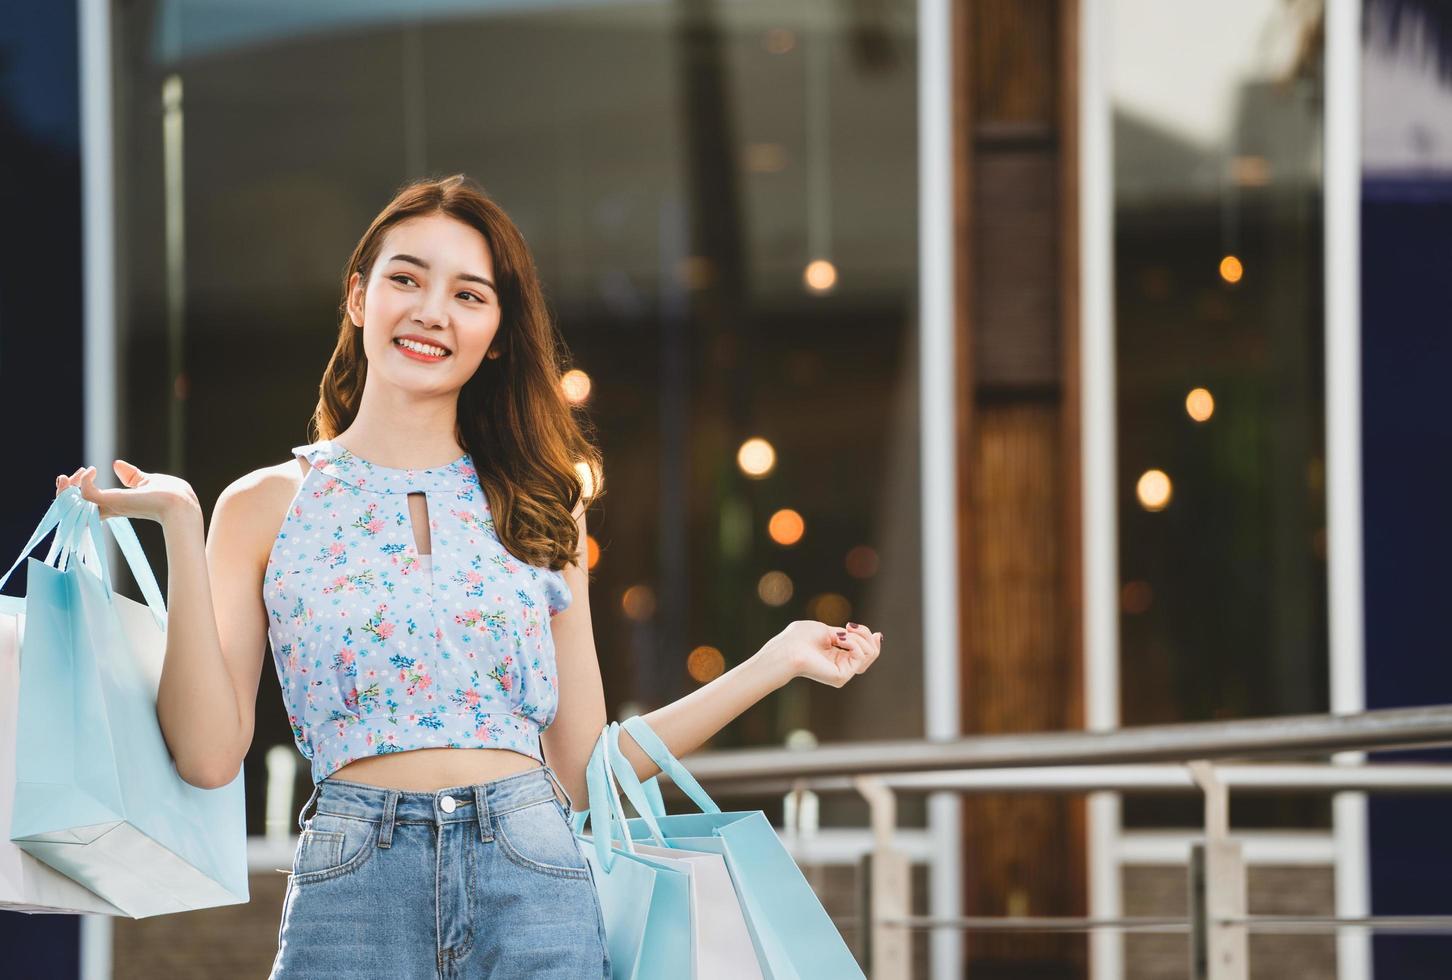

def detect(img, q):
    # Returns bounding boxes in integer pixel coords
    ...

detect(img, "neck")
[337,386,466,468]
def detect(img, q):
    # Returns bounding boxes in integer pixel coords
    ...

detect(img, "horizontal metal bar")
[878,915,1190,933]
[672,762,1452,799]
[674,706,1452,784]
[875,915,1452,935]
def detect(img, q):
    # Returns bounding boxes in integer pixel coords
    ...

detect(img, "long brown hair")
[309,173,603,573]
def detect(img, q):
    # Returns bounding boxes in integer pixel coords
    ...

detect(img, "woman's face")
[347,213,502,393]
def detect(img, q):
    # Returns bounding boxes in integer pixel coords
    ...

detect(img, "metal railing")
[644,704,1452,980]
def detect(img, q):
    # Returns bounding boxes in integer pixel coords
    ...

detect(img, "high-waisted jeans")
[268,764,611,979]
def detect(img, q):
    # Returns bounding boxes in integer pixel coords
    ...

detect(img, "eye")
[461,291,485,304]
[389,273,415,287]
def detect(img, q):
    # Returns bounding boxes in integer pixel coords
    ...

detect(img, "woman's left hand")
[759,620,883,688]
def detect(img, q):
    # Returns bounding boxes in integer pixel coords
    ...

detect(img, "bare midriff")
[328,746,542,792]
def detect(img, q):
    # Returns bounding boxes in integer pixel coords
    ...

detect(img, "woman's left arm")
[541,505,884,810]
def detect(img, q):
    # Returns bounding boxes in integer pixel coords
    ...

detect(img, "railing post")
[855,775,911,980]
[1187,761,1247,980]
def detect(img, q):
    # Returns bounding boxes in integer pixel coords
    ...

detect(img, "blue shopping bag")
[572,727,692,979]
[600,715,866,980]
[2,487,249,918]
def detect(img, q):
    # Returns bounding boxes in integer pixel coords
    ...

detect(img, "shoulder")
[209,456,311,560]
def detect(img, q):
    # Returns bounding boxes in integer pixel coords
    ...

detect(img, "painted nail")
[835,631,848,639]
[846,622,858,629]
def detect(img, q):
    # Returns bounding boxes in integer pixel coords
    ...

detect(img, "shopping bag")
[572,727,693,979]
[602,721,763,980]
[606,715,866,980]
[3,487,249,918]
[0,492,123,914]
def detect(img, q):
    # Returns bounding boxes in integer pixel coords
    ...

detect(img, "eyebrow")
[386,253,496,293]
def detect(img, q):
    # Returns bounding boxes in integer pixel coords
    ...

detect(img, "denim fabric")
[269,765,610,979]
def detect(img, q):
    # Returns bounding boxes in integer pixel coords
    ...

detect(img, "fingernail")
[835,631,848,639]
[846,622,858,629]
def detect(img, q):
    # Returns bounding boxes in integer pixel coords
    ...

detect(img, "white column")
[78,0,118,978]
[1079,1,1123,978]
[918,0,963,977]
[1325,2,1371,980]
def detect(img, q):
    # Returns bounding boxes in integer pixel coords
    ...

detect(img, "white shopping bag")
[627,841,764,980]
[0,600,123,915]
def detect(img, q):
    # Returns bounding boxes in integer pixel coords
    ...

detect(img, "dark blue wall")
[1363,176,1452,978]
[0,1,85,975]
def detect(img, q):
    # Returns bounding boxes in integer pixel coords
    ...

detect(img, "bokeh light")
[768,508,805,546]
[1185,387,1215,422]
[1136,469,1173,511]
[686,645,725,684]
[737,437,776,478]
[803,259,837,293]
[757,571,793,606]
[621,584,656,621]
[560,369,592,405]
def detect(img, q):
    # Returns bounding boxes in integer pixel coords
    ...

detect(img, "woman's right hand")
[55,460,200,525]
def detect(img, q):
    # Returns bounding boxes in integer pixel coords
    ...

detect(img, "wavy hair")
[308,173,603,573]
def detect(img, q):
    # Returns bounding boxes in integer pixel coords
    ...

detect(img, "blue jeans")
[269,764,610,978]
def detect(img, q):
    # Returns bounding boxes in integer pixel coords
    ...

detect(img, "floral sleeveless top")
[263,439,573,784]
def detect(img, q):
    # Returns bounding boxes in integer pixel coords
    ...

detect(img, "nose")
[412,290,450,329]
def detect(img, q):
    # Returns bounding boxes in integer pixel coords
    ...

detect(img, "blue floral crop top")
[263,439,573,784]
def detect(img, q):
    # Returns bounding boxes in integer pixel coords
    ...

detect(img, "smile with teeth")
[394,338,450,358]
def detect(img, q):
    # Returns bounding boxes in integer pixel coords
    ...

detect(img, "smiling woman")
[56,172,883,978]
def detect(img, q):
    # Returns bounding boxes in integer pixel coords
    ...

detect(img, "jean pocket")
[291,812,380,884]
[495,797,591,880]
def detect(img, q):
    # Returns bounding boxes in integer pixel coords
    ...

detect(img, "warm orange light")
[1219,255,1243,284]
[560,369,592,404]
[803,259,837,293]
[621,584,656,621]
[1185,387,1215,422]
[574,460,600,501]
[806,593,851,625]
[687,645,726,683]
[586,534,600,570]
[768,508,805,546]
[1136,469,1173,512]
[757,571,793,606]
[737,437,776,478]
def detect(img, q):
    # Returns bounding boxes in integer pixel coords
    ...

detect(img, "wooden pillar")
[955,0,1086,976]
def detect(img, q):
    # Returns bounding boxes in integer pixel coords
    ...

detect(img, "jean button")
[440,795,457,813]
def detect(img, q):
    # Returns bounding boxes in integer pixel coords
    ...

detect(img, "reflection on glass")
[115,1,921,835]
[1111,0,1329,828]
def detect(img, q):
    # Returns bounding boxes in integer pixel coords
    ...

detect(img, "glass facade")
[112,0,922,835]
[1110,0,1330,829]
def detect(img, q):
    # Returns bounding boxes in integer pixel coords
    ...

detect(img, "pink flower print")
[487,656,515,695]
[367,518,384,533]
[462,689,480,708]
[360,604,395,643]
[338,649,355,667]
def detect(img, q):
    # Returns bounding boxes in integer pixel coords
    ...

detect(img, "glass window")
[113,0,922,834]
[1110,0,1329,828]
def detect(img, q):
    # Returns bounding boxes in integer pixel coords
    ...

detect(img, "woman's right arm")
[58,461,276,790]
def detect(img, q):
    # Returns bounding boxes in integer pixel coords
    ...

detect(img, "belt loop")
[377,789,400,848]
[474,784,493,843]
[296,783,322,833]
[543,764,574,815]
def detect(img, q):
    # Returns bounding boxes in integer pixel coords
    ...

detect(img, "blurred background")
[1,0,1448,977]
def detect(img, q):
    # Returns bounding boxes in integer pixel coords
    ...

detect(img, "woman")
[54,173,883,978]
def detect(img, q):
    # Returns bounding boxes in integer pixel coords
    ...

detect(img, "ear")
[347,272,365,328]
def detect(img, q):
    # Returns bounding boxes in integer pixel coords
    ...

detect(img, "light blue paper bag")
[2,487,249,918]
[572,727,693,979]
[599,715,866,980]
